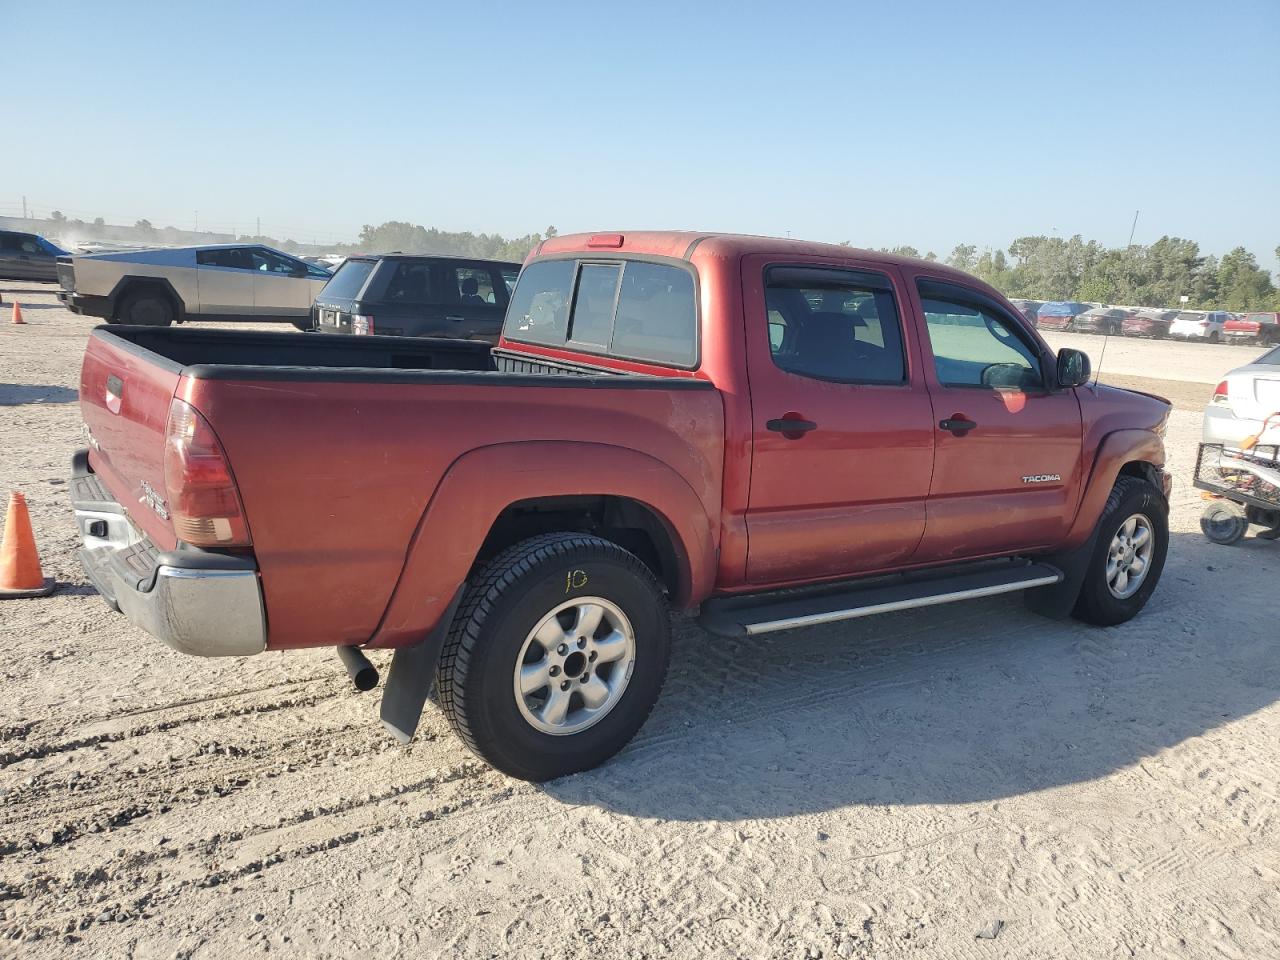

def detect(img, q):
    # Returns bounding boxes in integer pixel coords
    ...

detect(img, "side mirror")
[1056,347,1091,388]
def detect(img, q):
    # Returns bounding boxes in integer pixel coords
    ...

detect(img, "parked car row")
[1012,295,1279,345]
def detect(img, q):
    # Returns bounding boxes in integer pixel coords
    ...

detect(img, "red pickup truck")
[73,232,1172,781]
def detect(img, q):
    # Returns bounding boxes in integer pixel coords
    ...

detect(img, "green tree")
[946,243,978,272]
[1214,247,1275,310]
[49,210,67,224]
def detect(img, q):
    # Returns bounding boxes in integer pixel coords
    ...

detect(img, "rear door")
[909,277,1083,561]
[195,247,257,318]
[743,257,935,584]
[436,262,508,341]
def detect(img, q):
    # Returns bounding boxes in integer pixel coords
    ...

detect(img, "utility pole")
[22,196,27,219]
[256,216,261,238]
[1127,209,1140,247]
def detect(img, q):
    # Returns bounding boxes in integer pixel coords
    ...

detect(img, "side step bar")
[698,560,1064,638]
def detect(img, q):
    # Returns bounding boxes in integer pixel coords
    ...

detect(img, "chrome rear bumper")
[71,450,266,657]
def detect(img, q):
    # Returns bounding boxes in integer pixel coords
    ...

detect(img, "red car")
[1225,312,1280,345]
[1122,309,1179,339]
[73,232,1173,780]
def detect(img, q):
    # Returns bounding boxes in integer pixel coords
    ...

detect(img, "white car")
[1203,344,1280,446]
[1169,310,1232,343]
[55,243,332,329]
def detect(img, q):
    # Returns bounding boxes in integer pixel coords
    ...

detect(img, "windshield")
[37,236,67,256]
[1175,312,1204,322]
[319,259,376,300]
[1244,314,1276,324]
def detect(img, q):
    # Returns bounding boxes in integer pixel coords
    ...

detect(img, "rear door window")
[196,248,255,270]
[764,267,906,384]
[446,265,499,306]
[504,258,697,367]
[383,261,434,303]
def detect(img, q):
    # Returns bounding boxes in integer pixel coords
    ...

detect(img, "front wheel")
[1072,477,1168,626]
[436,533,671,781]
[117,288,176,326]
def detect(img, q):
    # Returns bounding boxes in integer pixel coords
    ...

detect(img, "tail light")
[1212,381,1230,404]
[352,314,374,335]
[163,398,251,546]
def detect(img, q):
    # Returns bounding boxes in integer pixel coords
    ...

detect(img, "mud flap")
[379,586,464,744]
[1023,528,1100,620]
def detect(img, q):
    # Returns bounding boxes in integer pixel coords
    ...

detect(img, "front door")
[250,247,310,320]
[910,276,1083,562]
[743,257,936,585]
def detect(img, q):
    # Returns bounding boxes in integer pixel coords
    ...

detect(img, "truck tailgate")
[80,329,182,551]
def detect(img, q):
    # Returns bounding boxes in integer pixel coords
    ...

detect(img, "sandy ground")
[1,280,1277,959]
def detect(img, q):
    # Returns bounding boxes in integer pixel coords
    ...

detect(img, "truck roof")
[532,231,987,287]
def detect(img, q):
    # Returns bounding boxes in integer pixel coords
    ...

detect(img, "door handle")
[939,416,978,436]
[446,315,465,322]
[766,417,818,436]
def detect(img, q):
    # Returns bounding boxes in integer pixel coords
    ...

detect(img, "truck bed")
[78,325,724,652]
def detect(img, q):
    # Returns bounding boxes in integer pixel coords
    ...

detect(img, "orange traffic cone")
[0,492,54,598]
[11,302,24,324]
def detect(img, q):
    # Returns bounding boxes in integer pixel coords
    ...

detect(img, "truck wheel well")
[111,278,183,321]
[1118,460,1159,489]
[475,495,683,600]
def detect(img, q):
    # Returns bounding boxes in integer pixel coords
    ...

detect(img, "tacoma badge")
[1021,474,1062,484]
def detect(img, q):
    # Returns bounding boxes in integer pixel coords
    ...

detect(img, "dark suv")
[312,255,520,341]
[0,230,67,282]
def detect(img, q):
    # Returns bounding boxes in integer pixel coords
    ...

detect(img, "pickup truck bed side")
[80,326,724,651]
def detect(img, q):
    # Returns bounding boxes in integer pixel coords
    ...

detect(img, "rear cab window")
[504,257,698,368]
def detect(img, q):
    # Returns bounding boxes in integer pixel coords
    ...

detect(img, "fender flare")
[367,440,719,648]
[1063,428,1166,549]
[107,275,188,321]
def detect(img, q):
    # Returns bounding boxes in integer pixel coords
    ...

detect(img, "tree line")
[869,236,1279,312]
[35,209,1280,310]
[353,223,1279,311]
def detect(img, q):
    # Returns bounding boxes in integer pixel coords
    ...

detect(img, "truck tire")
[1072,476,1168,626]
[1201,501,1248,545]
[436,532,671,781]
[118,287,176,326]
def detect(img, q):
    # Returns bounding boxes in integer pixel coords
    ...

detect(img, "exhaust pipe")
[336,645,379,692]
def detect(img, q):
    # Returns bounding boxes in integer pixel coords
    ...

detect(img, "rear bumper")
[58,291,112,319]
[70,449,266,657]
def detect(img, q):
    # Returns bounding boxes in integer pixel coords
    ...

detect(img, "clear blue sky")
[7,0,1279,267]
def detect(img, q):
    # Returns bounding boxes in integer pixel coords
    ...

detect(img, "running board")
[698,560,1064,638]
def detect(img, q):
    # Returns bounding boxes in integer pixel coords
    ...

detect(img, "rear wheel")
[1201,501,1247,545]
[117,287,176,326]
[1073,477,1168,626]
[436,533,671,781]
